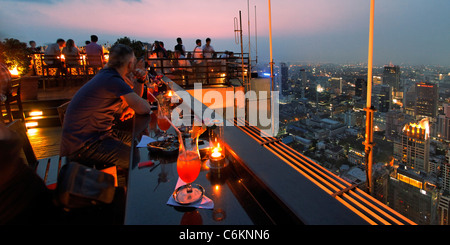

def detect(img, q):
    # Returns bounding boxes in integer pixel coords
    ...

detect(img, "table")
[123,114,274,225]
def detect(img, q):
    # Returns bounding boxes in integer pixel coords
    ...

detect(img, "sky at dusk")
[1,0,449,66]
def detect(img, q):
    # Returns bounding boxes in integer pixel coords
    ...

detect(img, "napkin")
[137,135,157,148]
[167,178,214,209]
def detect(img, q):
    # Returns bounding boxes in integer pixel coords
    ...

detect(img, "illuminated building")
[415,82,438,118]
[387,164,439,225]
[348,149,365,165]
[389,119,439,224]
[393,119,430,173]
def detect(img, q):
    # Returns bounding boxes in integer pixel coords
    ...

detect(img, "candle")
[211,143,223,159]
[211,148,222,158]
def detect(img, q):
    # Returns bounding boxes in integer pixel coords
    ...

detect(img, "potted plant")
[0,38,39,100]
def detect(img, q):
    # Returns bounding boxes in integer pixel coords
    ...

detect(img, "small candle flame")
[211,143,223,158]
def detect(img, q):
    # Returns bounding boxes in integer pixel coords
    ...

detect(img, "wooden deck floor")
[27,126,62,160]
[23,82,85,160]
[37,84,83,101]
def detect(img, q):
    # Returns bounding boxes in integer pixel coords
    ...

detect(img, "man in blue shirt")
[60,44,151,170]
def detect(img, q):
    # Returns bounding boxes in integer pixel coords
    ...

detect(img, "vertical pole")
[268,0,274,92]
[248,0,252,82]
[239,11,245,90]
[366,0,374,110]
[364,0,375,195]
[268,0,275,136]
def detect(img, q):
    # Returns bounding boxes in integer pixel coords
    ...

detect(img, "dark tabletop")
[123,114,264,225]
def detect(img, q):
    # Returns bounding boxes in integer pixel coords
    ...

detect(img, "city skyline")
[0,0,449,66]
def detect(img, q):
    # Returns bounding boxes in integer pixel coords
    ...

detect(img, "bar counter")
[124,114,289,225]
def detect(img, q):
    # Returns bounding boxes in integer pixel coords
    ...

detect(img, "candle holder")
[206,119,228,170]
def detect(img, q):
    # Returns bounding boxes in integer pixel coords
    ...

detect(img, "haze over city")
[1,0,449,66]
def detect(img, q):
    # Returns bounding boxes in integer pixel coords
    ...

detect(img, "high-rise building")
[438,194,450,225]
[280,62,289,96]
[372,84,392,113]
[393,119,430,173]
[300,68,306,98]
[385,110,409,141]
[415,82,438,118]
[441,151,450,193]
[383,64,401,92]
[355,78,366,99]
[438,151,450,225]
[389,118,438,225]
[403,85,416,116]
[436,103,450,140]
[387,164,439,225]
[329,77,343,96]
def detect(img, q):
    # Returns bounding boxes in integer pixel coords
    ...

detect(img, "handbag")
[56,161,116,209]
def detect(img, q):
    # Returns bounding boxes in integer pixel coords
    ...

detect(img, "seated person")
[62,39,81,66]
[172,50,192,73]
[44,38,65,65]
[60,44,151,170]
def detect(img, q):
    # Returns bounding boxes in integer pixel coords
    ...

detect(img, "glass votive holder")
[207,119,228,170]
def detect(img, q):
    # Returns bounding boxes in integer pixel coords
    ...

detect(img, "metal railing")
[232,117,416,225]
[29,51,250,89]
[146,51,249,88]
[30,53,106,79]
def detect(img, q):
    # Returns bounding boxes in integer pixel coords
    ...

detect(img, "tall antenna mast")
[234,12,246,89]
[364,0,376,195]
[255,5,258,64]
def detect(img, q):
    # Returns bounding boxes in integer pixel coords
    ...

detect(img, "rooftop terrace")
[1,52,416,226]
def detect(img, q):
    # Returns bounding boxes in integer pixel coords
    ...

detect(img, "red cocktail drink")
[177,151,201,183]
[147,87,155,103]
[157,116,171,131]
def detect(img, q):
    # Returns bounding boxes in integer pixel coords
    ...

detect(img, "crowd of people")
[29,35,237,78]
[41,35,105,67]
[147,37,215,59]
